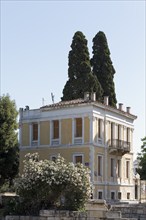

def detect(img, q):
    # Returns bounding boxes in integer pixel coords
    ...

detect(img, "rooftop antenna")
[42,98,45,106]
[51,93,54,104]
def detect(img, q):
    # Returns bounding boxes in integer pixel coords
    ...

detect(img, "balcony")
[108,139,130,155]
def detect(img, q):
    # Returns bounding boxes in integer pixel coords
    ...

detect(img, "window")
[75,118,82,137]
[127,192,130,199]
[97,155,102,176]
[126,160,130,178]
[111,192,115,200]
[51,156,57,162]
[98,191,103,199]
[111,158,114,177]
[111,123,114,139]
[118,125,121,140]
[53,120,59,139]
[73,154,83,164]
[118,192,122,200]
[111,123,114,145]
[126,127,130,142]
[117,160,121,178]
[98,119,102,138]
[32,123,38,141]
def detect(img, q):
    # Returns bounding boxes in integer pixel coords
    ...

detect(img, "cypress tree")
[91,31,117,107]
[62,31,102,101]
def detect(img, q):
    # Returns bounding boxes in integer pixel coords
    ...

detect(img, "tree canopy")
[62,31,103,101]
[91,31,117,107]
[137,137,146,180]
[0,94,19,186]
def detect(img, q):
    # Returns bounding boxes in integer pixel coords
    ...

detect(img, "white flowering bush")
[14,153,92,214]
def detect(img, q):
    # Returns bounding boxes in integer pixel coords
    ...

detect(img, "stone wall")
[4,209,131,220]
[112,203,146,220]
[5,202,146,220]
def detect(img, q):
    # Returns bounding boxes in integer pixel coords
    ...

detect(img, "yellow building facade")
[19,95,137,202]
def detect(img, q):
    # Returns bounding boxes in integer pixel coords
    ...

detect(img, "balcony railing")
[108,139,130,155]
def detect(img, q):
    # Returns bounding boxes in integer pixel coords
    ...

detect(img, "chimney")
[19,108,23,119]
[126,107,131,114]
[104,96,109,105]
[119,103,123,111]
[25,105,29,111]
[84,92,90,101]
[91,92,96,101]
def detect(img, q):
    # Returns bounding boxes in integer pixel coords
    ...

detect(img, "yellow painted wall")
[40,121,50,145]
[19,146,90,174]
[84,117,90,143]
[61,119,72,145]
[22,123,29,146]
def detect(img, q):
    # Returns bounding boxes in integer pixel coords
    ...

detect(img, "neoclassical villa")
[19,93,137,202]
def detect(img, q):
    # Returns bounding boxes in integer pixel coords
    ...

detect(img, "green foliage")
[14,153,91,214]
[137,137,146,180]
[62,31,103,101]
[91,31,117,107]
[0,95,19,186]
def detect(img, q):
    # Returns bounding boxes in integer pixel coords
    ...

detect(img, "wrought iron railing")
[108,139,130,152]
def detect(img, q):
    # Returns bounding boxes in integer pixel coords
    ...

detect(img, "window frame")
[111,191,116,200]
[111,158,114,177]
[52,120,59,139]
[98,118,102,139]
[32,123,38,141]
[127,192,130,200]
[97,155,103,177]
[117,159,121,178]
[50,155,57,162]
[98,190,103,200]
[75,118,82,138]
[126,160,130,178]
[118,192,122,200]
[73,153,84,164]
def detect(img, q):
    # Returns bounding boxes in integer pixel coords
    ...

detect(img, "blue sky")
[1,0,145,157]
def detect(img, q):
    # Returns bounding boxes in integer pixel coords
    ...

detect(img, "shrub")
[14,153,91,214]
